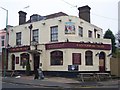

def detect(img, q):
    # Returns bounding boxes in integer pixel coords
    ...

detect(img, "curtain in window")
[50,51,63,65]
[85,51,93,65]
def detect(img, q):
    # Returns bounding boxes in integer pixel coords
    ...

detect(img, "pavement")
[2,75,120,88]
[2,75,76,88]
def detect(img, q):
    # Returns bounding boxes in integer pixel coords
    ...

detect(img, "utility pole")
[0,7,8,78]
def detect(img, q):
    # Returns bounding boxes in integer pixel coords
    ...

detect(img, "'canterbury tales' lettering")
[45,42,111,50]
[9,46,30,52]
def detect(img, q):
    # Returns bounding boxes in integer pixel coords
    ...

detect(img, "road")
[2,76,120,90]
[2,82,65,90]
[2,82,42,88]
[2,81,120,90]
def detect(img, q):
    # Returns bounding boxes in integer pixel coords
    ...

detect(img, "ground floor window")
[16,57,19,64]
[50,51,63,65]
[85,51,93,65]
[72,53,81,65]
[20,53,29,68]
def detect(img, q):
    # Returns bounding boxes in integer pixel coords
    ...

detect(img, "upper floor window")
[85,51,93,65]
[1,40,4,46]
[94,29,97,38]
[78,26,83,37]
[16,32,21,45]
[1,36,5,47]
[97,34,100,38]
[88,30,92,38]
[1,36,5,39]
[32,29,39,43]
[50,51,63,65]
[50,26,58,42]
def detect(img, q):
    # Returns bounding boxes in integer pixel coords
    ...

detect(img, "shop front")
[45,42,111,73]
[7,46,30,71]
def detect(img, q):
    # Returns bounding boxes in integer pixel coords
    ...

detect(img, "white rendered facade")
[7,15,111,73]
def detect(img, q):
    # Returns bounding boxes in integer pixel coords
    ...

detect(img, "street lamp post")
[28,24,33,45]
[0,7,8,78]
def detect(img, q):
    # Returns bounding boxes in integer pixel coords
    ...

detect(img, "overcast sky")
[0,0,119,34]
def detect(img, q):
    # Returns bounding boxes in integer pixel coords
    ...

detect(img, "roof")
[26,12,68,23]
[45,12,68,19]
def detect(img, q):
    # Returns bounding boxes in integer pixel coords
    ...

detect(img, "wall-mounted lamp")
[95,52,99,56]
[100,42,103,44]
[40,63,42,66]
[58,19,62,22]
[80,41,84,43]
[87,41,91,43]
[7,44,11,48]
[42,22,45,25]
[65,38,69,42]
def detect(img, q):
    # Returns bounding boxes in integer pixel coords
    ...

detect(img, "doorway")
[11,54,15,70]
[33,53,40,70]
[99,52,106,72]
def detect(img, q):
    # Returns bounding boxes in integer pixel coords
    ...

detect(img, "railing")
[77,73,112,82]
[64,36,111,44]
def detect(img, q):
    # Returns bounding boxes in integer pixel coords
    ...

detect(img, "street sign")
[68,65,78,71]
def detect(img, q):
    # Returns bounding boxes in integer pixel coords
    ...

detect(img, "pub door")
[99,52,106,72]
[33,53,40,71]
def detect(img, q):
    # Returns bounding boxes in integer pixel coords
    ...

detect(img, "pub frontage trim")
[45,42,111,50]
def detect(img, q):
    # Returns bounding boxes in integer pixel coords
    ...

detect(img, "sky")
[0,0,119,35]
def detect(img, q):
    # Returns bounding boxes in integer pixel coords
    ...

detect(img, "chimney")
[18,11,27,25]
[78,5,91,23]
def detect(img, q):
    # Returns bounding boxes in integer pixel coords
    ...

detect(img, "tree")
[115,30,120,58]
[104,29,116,54]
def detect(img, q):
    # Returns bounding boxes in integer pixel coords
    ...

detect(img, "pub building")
[3,5,111,77]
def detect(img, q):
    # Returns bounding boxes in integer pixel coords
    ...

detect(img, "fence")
[110,57,120,77]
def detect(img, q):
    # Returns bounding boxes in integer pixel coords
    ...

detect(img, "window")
[72,53,81,65]
[16,32,21,45]
[1,40,4,46]
[1,36,5,47]
[85,51,93,65]
[78,26,83,37]
[32,29,39,42]
[97,34,100,38]
[88,30,92,38]
[94,29,97,38]
[51,26,58,42]
[1,36,5,39]
[50,51,63,65]
[20,53,29,68]
[16,57,19,64]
